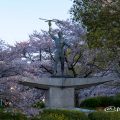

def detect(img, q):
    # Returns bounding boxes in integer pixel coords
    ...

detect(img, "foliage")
[24,110,120,120]
[0,109,28,120]
[80,95,120,108]
[1,19,113,78]
[88,111,120,120]
[34,109,89,120]
[11,20,100,78]
[32,101,45,108]
[71,0,120,48]
[71,0,120,76]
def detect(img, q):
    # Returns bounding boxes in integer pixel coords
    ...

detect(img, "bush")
[34,109,89,120]
[80,96,120,109]
[0,110,28,120]
[88,111,120,120]
[80,97,101,108]
[32,101,45,109]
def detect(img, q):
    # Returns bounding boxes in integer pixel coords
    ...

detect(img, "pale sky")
[0,0,72,45]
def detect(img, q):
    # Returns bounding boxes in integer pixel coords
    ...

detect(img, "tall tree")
[71,0,120,76]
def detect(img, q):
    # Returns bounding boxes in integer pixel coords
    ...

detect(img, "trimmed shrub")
[40,113,69,120]
[97,96,113,107]
[80,96,120,109]
[0,110,28,120]
[34,109,89,120]
[80,97,101,108]
[88,111,120,120]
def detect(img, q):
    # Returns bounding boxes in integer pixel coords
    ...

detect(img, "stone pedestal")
[45,87,74,108]
[19,77,115,108]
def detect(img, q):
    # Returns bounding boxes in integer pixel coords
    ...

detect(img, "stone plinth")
[45,87,74,108]
[19,77,115,108]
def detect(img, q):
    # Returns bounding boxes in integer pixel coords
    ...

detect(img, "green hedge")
[89,112,120,120]
[0,110,28,120]
[32,109,89,120]
[80,96,120,109]
[31,109,120,120]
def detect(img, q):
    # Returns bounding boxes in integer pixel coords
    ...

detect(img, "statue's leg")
[54,60,58,75]
[60,56,64,76]
[54,53,59,75]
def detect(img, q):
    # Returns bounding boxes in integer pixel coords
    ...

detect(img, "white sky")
[0,0,72,45]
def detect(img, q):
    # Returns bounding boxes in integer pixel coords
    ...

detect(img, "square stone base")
[45,87,74,108]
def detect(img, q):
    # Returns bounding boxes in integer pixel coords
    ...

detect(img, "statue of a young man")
[48,21,68,76]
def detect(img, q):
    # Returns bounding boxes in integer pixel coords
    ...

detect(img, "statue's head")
[58,31,63,38]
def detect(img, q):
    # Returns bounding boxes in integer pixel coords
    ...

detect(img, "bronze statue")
[49,24,65,76]
[39,18,69,76]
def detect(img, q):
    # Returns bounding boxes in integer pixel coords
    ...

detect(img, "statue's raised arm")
[39,18,58,41]
[48,20,58,41]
